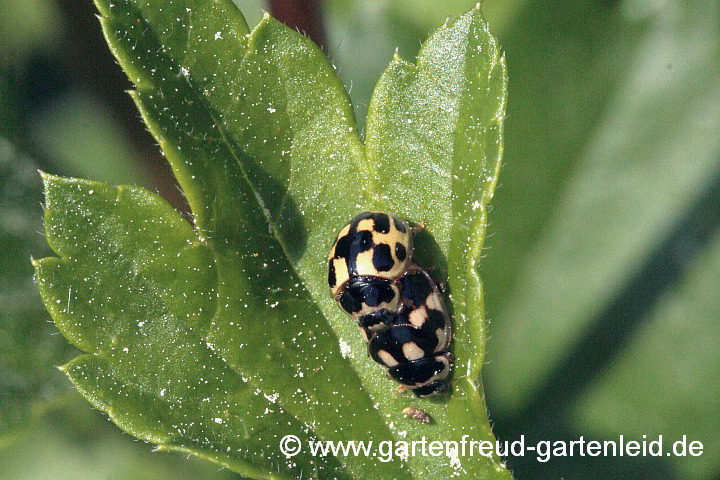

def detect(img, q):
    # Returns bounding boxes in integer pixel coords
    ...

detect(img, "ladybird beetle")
[328,213,452,398]
[361,267,452,397]
[328,212,413,317]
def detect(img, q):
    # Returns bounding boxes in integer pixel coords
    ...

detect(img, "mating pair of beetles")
[327,212,452,397]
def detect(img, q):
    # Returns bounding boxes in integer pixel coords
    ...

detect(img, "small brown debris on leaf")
[403,406,431,423]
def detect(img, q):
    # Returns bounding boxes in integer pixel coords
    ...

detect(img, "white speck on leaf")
[264,392,279,403]
[339,339,352,358]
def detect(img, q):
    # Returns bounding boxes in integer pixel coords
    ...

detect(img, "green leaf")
[364,3,508,459]
[34,2,510,478]
[35,174,339,479]
[365,9,507,369]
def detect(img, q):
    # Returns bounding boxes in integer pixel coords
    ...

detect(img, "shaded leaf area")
[0,139,76,441]
[34,1,510,479]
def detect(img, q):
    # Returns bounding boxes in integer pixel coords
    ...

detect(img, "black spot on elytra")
[393,215,407,233]
[333,233,352,261]
[411,380,449,397]
[328,259,336,288]
[395,243,407,262]
[388,355,447,385]
[338,288,362,314]
[359,309,396,330]
[401,271,434,307]
[371,213,390,233]
[372,243,394,272]
[365,278,396,306]
[426,307,447,331]
[369,321,441,367]
[346,230,373,275]
[352,231,373,251]
[354,212,374,224]
[339,277,396,315]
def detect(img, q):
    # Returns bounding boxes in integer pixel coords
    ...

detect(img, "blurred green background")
[2,0,719,479]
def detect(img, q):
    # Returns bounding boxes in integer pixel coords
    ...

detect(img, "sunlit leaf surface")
[34,2,510,478]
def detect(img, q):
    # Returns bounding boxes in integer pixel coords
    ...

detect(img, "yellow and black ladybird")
[328,212,413,317]
[327,213,452,397]
[361,267,453,397]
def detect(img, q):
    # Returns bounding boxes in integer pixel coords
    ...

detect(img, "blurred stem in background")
[270,0,328,49]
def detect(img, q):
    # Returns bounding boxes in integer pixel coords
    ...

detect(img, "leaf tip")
[38,170,58,194]
[38,170,63,184]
